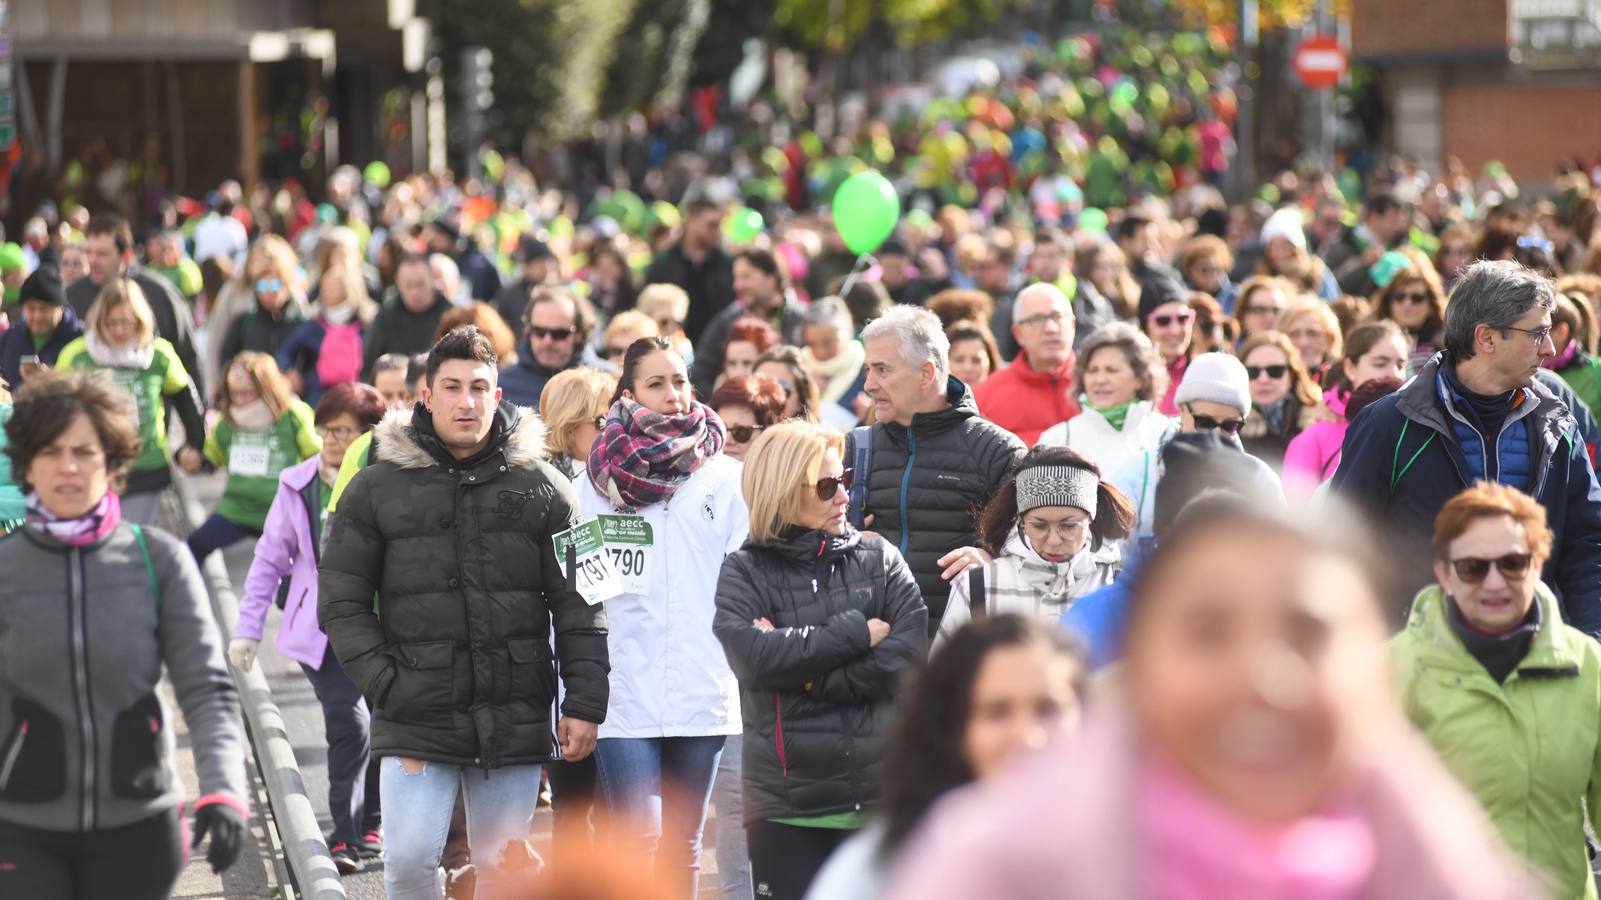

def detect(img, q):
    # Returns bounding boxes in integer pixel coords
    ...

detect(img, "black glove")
[192,801,246,873]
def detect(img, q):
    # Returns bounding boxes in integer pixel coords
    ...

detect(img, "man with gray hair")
[973,282,1080,444]
[1333,259,1601,633]
[849,305,1026,636]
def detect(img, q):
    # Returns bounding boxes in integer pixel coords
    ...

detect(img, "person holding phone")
[0,265,83,390]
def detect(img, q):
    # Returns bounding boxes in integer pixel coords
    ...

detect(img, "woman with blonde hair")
[540,367,620,481]
[1231,275,1295,346]
[713,420,927,900]
[278,263,376,404]
[637,283,694,360]
[207,234,309,388]
[185,350,319,561]
[1237,331,1330,471]
[1077,237,1141,320]
[1277,299,1343,384]
[600,310,661,369]
[57,277,207,523]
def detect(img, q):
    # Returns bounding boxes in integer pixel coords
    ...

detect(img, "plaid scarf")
[587,398,726,511]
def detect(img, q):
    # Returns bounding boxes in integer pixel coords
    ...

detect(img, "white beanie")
[1174,352,1252,416]
[1260,207,1307,252]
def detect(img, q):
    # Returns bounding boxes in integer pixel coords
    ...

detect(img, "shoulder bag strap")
[131,524,162,614]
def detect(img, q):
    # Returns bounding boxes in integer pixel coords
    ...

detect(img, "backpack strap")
[131,524,162,614]
[967,565,987,621]
[848,425,873,529]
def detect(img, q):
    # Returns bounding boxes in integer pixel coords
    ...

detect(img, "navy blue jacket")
[0,305,84,388]
[498,351,581,409]
[1331,352,1601,637]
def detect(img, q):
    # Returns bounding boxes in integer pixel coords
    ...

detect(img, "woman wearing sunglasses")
[710,373,788,462]
[935,445,1132,649]
[577,335,748,898]
[216,250,306,377]
[713,420,927,900]
[1371,249,1448,376]
[1138,275,1197,415]
[540,366,620,481]
[1394,482,1601,900]
[1236,331,1332,472]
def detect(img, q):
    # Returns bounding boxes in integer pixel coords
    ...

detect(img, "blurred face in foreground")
[1125,522,1389,822]
[963,639,1082,780]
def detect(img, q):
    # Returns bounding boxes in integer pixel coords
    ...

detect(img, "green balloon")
[363,161,391,188]
[1079,208,1109,234]
[723,207,765,244]
[831,171,901,256]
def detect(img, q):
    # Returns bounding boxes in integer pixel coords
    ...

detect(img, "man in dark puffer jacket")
[319,326,608,896]
[849,306,1026,636]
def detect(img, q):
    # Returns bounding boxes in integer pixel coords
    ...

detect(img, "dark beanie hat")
[1152,431,1274,537]
[1137,273,1189,322]
[19,264,65,307]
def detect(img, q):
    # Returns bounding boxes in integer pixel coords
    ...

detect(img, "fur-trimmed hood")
[373,401,547,470]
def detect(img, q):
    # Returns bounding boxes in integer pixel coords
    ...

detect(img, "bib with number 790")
[598,514,654,595]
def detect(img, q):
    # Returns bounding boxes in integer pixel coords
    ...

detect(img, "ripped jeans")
[379,756,542,900]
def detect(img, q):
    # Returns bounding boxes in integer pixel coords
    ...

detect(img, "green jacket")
[1392,584,1601,900]
[1556,355,1601,423]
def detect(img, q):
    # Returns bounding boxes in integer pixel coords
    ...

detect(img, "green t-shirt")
[56,337,191,473]
[203,399,321,531]
[152,259,204,301]
[770,811,869,830]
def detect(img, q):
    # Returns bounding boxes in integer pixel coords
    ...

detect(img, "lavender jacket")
[236,456,329,668]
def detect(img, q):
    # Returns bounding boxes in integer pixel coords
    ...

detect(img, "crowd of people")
[9,47,1601,899]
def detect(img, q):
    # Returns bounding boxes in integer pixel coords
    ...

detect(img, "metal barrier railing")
[174,475,348,900]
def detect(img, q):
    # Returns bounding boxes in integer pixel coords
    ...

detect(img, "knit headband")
[1015,465,1099,517]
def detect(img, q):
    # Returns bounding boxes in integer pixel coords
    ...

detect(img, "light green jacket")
[1392,584,1601,900]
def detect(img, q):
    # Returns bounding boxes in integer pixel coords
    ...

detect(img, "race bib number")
[553,519,623,606]
[228,434,272,476]
[598,514,655,595]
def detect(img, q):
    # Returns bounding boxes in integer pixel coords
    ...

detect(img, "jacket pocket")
[507,637,555,721]
[0,696,68,803]
[383,640,456,723]
[110,692,169,800]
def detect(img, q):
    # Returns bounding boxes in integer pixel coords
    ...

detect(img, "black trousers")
[0,807,184,900]
[747,820,852,900]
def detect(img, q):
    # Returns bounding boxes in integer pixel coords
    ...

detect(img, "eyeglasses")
[529,324,578,341]
[1185,405,1246,435]
[1244,305,1284,317]
[1450,552,1534,584]
[1021,516,1088,542]
[316,425,360,441]
[812,468,854,501]
[1148,311,1195,328]
[1391,291,1430,305]
[728,424,764,443]
[605,346,629,361]
[255,278,284,294]
[1245,364,1288,381]
[1503,324,1554,343]
[1016,310,1071,329]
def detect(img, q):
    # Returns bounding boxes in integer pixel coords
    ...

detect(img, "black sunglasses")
[1245,364,1288,380]
[1186,405,1246,435]
[812,468,854,501]
[529,324,578,340]
[1451,553,1534,584]
[1148,311,1194,328]
[728,423,764,443]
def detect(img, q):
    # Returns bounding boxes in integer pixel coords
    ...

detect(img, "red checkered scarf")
[586,398,726,511]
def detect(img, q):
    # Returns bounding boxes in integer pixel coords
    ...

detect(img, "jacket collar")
[517,350,579,379]
[1404,583,1582,678]
[1396,351,1569,438]
[373,400,547,471]
[748,525,862,565]
[887,376,981,436]
[278,454,324,491]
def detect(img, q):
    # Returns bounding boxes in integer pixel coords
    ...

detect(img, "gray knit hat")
[1015,464,1100,517]
[1173,352,1252,416]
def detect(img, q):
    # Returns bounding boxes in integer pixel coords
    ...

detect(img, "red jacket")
[972,350,1079,446]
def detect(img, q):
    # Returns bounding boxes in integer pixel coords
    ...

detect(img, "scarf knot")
[25,490,123,546]
[586,398,725,511]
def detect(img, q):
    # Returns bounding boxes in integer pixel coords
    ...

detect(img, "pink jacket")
[1283,388,1348,491]
[885,706,1536,900]
[234,456,329,669]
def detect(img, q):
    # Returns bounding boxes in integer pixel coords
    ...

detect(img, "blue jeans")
[713,735,753,899]
[186,513,259,563]
[300,646,374,847]
[594,735,725,899]
[379,757,541,900]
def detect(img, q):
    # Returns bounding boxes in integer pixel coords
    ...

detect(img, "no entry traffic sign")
[1294,35,1347,90]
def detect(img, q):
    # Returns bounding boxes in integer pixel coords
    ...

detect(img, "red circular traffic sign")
[1294,35,1347,90]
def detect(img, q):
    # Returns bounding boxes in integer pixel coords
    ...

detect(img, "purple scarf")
[587,398,725,511]
[25,490,123,546]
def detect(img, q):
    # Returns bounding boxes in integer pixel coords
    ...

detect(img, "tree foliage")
[599,0,712,118]
[1170,0,1351,32]
[773,0,1029,53]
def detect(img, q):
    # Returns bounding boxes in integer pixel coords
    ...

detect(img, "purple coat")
[235,456,329,668]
